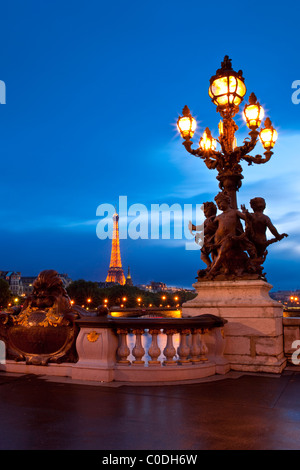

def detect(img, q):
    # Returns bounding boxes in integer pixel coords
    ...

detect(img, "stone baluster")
[117,328,131,365]
[163,329,177,365]
[132,329,145,365]
[177,329,191,364]
[148,329,161,365]
[190,328,201,363]
[199,329,209,362]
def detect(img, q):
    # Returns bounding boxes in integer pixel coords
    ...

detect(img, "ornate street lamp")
[177,55,278,209]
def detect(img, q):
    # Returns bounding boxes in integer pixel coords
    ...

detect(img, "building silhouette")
[125,266,133,286]
[0,271,23,296]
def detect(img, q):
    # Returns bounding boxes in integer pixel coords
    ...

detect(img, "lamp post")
[177,55,278,209]
[176,55,287,281]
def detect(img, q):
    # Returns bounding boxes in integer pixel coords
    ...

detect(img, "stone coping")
[75,314,227,330]
[283,317,300,325]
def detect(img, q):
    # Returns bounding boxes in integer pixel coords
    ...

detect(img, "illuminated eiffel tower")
[106,209,126,285]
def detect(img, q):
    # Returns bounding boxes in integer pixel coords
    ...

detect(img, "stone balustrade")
[0,313,229,383]
[116,324,208,366]
[72,314,229,383]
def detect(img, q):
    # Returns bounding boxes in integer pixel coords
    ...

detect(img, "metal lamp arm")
[236,129,259,157]
[182,139,223,169]
[182,139,202,156]
[242,151,273,166]
[202,150,223,170]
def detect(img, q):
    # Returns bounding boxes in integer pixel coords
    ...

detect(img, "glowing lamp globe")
[177,116,196,138]
[199,128,217,151]
[259,118,278,149]
[244,93,264,129]
[209,56,246,114]
[177,105,197,139]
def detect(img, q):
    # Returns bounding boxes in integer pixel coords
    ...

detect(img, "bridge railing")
[73,314,229,383]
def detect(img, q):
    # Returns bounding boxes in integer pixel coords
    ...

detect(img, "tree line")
[0,278,196,310]
[66,280,196,309]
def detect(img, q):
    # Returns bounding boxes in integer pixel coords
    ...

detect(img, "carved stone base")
[182,279,286,373]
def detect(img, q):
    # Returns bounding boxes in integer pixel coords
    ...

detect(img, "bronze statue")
[200,202,218,269]
[241,197,288,262]
[192,192,288,281]
[207,192,250,277]
[190,202,217,270]
[22,269,72,314]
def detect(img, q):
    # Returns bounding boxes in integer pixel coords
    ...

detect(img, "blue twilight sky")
[0,0,299,290]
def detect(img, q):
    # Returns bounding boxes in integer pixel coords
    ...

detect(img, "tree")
[67,280,102,308]
[67,280,197,310]
[0,279,12,309]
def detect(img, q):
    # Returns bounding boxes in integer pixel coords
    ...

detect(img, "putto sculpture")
[242,197,288,261]
[199,201,217,270]
[192,194,287,280]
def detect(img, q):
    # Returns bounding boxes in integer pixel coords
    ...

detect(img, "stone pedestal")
[182,279,286,373]
[71,327,119,382]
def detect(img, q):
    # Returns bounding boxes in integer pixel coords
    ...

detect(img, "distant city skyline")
[0,1,299,291]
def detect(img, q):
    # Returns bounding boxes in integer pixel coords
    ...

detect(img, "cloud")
[61,218,98,229]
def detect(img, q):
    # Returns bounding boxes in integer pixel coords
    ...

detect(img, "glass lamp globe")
[244,93,264,129]
[177,106,197,139]
[209,56,246,114]
[199,128,217,151]
[259,118,278,149]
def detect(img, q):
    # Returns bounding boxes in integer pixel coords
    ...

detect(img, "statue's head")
[250,197,266,212]
[28,270,71,310]
[203,201,217,218]
[214,192,231,210]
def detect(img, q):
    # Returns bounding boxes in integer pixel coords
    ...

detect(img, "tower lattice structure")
[106,210,126,285]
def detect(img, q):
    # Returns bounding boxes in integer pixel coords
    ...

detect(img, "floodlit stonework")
[182,279,286,373]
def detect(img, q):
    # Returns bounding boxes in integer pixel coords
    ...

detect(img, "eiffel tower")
[106,209,126,285]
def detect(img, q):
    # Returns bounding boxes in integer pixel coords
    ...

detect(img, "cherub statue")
[200,202,218,269]
[208,192,249,277]
[189,202,218,270]
[241,197,288,261]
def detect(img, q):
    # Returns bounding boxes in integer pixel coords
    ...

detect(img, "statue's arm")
[266,216,288,240]
[236,210,246,221]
